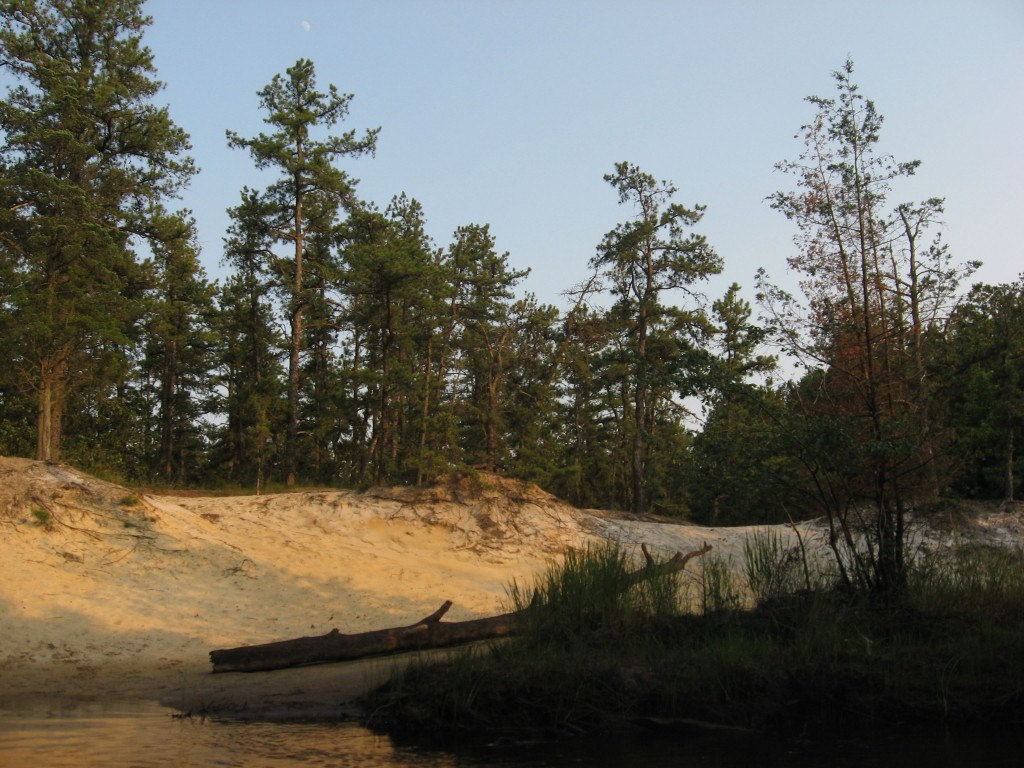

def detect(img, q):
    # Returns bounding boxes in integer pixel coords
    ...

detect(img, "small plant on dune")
[908,543,1024,613]
[30,505,53,530]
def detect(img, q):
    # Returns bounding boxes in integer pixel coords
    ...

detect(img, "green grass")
[506,543,684,642]
[908,544,1024,613]
[743,528,811,601]
[364,539,1024,743]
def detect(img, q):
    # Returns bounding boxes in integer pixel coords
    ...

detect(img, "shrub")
[743,528,808,603]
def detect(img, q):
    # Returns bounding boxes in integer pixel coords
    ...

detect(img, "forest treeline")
[1,2,1021,555]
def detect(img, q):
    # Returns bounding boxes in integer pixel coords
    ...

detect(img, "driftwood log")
[209,542,711,674]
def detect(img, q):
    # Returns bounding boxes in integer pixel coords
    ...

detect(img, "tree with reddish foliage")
[759,60,976,597]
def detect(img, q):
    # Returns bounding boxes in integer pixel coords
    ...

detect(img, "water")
[0,701,453,768]
[1,701,1020,767]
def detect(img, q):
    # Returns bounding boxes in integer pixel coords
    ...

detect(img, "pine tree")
[446,224,530,471]
[139,212,216,484]
[686,284,781,524]
[502,295,561,483]
[590,162,722,512]
[227,58,378,485]
[942,279,1024,501]
[554,305,618,507]
[0,0,195,460]
[212,190,287,490]
[339,196,439,485]
[299,222,347,484]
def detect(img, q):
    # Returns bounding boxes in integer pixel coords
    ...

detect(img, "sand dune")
[2,456,1014,719]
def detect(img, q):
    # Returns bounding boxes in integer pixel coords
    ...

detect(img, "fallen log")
[209,542,712,674]
[210,601,516,673]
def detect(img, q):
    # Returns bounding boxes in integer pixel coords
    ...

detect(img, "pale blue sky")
[142,0,1023,309]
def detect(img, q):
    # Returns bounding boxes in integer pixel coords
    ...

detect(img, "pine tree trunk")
[160,339,178,481]
[36,383,54,462]
[417,338,433,485]
[632,392,646,514]
[36,373,64,462]
[632,301,649,514]
[287,157,305,487]
[1006,426,1016,503]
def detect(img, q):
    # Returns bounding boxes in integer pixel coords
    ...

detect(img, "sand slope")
[0,459,750,716]
[3,457,1016,718]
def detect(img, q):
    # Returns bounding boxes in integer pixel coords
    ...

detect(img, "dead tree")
[209,543,711,673]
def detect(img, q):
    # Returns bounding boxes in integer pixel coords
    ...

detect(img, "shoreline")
[0,649,452,722]
[3,458,1018,730]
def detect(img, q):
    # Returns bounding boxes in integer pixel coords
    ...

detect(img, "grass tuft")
[507,543,683,643]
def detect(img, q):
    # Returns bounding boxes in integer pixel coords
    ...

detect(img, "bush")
[743,528,815,603]
[698,554,741,613]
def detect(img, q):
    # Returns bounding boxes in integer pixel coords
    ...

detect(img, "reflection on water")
[0,701,456,768]
[0,701,1021,768]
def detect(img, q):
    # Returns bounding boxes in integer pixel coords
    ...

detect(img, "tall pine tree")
[227,58,378,485]
[590,162,722,513]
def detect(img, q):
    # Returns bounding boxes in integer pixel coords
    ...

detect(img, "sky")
[139,0,1023,311]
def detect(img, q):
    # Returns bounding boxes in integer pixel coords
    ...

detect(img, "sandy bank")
[4,457,1016,720]
[0,459,773,718]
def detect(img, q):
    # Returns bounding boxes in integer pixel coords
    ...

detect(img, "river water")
[0,700,1020,767]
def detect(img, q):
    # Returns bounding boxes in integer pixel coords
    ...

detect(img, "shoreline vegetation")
[362,536,1024,746]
